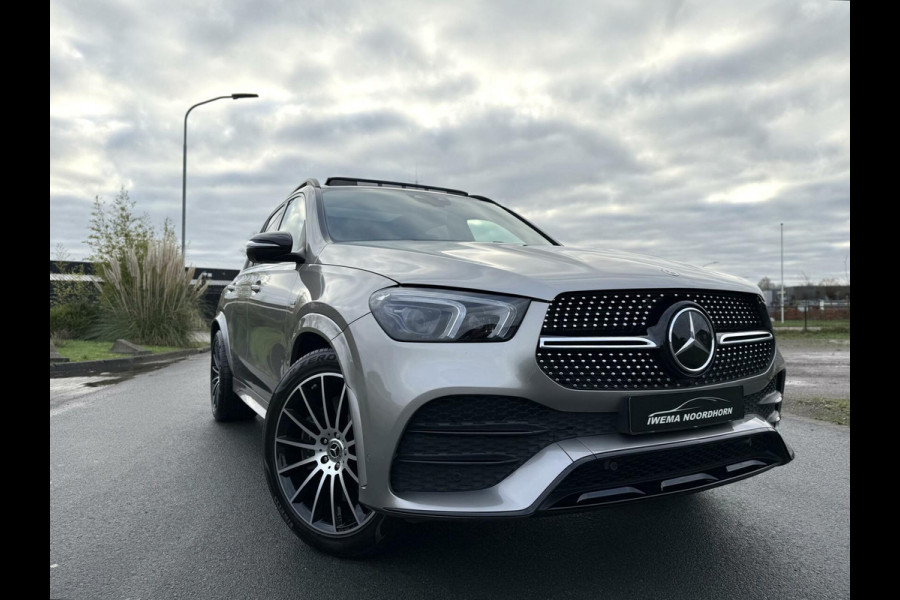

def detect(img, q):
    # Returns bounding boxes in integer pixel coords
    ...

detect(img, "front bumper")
[335,302,790,518]
[387,425,793,518]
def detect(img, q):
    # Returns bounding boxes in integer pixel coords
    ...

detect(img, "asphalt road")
[50,356,850,600]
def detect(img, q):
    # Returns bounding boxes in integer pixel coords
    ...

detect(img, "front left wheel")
[263,348,398,557]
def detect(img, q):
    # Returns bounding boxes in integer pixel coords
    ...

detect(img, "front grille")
[546,431,788,506]
[542,289,768,337]
[538,288,774,390]
[391,386,780,494]
[537,339,774,390]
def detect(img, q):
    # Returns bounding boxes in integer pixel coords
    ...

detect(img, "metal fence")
[768,301,850,328]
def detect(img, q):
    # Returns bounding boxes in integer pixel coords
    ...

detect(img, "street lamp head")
[231,93,259,99]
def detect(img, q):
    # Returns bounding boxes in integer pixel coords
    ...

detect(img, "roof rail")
[291,178,321,194]
[324,176,468,197]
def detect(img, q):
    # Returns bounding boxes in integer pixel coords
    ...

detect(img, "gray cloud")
[50,0,850,285]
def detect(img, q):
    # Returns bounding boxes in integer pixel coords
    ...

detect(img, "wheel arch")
[291,331,333,364]
[289,313,344,361]
[211,313,234,369]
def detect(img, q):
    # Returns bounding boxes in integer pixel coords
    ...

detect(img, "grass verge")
[783,397,850,426]
[53,340,196,362]
[775,328,850,340]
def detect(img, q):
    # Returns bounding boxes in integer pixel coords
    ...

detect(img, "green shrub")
[97,238,207,347]
[49,301,100,339]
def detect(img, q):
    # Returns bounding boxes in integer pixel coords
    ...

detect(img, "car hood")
[317,241,760,301]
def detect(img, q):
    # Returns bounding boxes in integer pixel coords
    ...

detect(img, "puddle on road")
[51,357,198,411]
[55,357,194,385]
[80,361,175,387]
[83,375,131,387]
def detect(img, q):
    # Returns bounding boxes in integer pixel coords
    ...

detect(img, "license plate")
[627,387,744,434]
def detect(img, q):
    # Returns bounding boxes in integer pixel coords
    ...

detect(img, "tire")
[210,330,254,421]
[263,348,398,557]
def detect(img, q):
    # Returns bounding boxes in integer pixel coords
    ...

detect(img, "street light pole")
[182,93,259,260]
[780,222,784,323]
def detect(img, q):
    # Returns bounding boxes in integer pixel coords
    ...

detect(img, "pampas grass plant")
[97,239,207,347]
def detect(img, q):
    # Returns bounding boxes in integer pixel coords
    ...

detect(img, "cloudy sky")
[50,0,850,285]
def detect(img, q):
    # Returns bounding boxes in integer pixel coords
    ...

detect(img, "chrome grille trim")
[717,331,774,345]
[538,329,774,350]
[538,336,657,349]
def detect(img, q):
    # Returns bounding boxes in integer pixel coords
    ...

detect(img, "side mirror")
[245,232,305,264]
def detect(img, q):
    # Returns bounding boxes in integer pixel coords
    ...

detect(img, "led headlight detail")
[369,288,530,342]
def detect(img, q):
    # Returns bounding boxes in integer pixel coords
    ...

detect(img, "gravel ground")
[778,337,850,424]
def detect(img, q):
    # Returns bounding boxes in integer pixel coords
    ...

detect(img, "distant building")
[783,285,850,304]
[759,285,849,307]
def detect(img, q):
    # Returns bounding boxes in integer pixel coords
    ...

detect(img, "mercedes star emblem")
[668,307,716,374]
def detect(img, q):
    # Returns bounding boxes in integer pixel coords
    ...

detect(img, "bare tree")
[85,188,154,264]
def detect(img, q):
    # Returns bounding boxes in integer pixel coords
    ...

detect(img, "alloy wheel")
[274,373,373,535]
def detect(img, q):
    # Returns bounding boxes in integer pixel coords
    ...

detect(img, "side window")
[466,219,525,244]
[279,194,307,252]
[264,205,286,232]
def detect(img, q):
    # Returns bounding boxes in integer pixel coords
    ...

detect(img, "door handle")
[250,281,262,293]
[226,284,236,292]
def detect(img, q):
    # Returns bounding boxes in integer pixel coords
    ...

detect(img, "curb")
[50,346,209,378]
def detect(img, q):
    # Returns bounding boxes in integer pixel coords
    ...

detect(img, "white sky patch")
[707,181,785,205]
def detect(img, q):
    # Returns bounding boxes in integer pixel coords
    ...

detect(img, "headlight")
[369,288,530,342]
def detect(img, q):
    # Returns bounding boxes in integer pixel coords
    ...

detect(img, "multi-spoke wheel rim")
[210,340,221,409]
[274,373,373,535]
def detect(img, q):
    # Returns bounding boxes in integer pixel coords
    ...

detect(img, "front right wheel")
[263,348,397,557]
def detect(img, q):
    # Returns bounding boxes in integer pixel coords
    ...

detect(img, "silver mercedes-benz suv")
[211,176,794,556]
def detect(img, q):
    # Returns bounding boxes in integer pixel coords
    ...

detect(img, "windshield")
[322,188,553,245]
